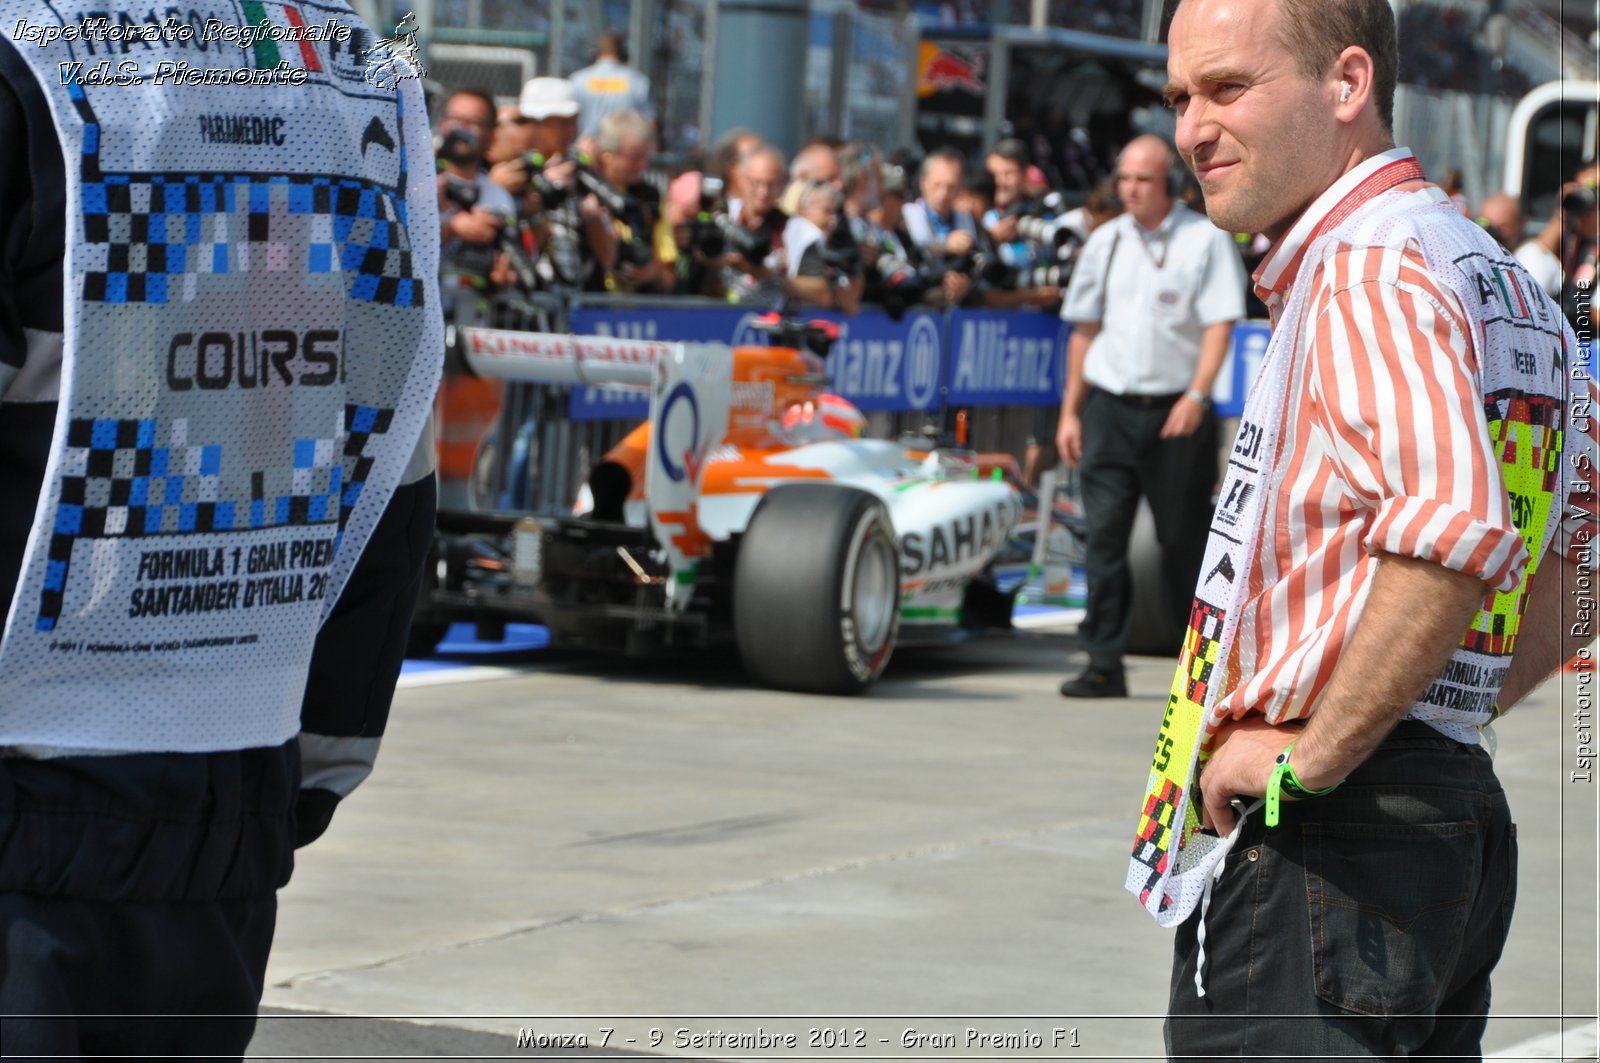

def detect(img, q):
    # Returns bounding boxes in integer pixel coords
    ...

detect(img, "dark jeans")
[1166,723,1518,1062]
[1078,388,1216,670]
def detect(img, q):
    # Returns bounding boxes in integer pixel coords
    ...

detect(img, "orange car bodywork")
[589,343,1016,506]
[593,343,839,504]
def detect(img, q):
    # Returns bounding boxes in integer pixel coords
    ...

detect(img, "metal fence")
[1392,84,1516,209]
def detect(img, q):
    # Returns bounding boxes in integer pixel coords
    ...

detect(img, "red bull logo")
[917,42,985,98]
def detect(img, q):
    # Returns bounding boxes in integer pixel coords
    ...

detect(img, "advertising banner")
[1211,320,1271,419]
[566,305,953,418]
[823,310,946,413]
[564,303,1277,421]
[944,311,1069,407]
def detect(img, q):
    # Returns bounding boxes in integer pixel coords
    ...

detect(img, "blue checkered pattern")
[64,76,421,308]
[36,406,394,632]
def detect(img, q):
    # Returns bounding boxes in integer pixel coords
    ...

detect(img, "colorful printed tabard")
[0,1,442,753]
[1126,157,1576,927]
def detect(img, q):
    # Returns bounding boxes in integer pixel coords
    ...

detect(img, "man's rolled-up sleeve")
[1307,245,1527,592]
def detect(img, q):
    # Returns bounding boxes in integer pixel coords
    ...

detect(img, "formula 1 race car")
[412,316,1031,694]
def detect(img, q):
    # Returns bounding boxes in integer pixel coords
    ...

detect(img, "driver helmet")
[781,392,867,442]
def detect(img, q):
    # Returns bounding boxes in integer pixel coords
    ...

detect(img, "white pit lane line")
[1487,1021,1599,1060]
[397,664,536,688]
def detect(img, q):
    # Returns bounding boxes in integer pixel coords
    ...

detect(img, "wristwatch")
[1183,388,1210,407]
[1264,740,1341,827]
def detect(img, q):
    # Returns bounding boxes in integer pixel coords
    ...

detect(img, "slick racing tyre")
[734,483,900,694]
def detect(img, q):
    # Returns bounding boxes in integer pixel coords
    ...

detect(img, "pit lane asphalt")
[250,630,1599,1061]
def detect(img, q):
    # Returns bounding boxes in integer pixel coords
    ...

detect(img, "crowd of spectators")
[434,58,1137,320]
[437,27,1582,332]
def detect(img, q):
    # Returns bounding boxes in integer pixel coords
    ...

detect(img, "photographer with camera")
[902,147,986,309]
[841,144,904,300]
[716,145,792,306]
[791,143,870,309]
[661,171,725,297]
[1560,163,1599,334]
[436,90,518,307]
[784,181,863,312]
[486,78,617,292]
[591,109,671,294]
[1505,162,1599,326]
[861,151,973,318]
[981,139,1068,310]
[1515,163,1598,307]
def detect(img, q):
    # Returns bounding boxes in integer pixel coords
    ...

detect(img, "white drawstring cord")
[1194,797,1264,999]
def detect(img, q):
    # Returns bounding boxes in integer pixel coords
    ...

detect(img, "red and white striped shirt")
[1215,149,1594,738]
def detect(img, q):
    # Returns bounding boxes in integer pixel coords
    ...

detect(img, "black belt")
[1098,389,1184,408]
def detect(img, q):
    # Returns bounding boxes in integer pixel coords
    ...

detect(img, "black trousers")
[1166,723,1517,1062]
[0,745,295,1061]
[1077,388,1216,670]
[0,894,276,1060]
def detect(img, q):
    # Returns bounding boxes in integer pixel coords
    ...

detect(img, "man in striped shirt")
[1149,0,1593,1056]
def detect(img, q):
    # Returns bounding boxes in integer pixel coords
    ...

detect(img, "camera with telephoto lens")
[820,241,862,276]
[687,176,775,261]
[876,244,997,316]
[1563,184,1598,221]
[944,247,1009,288]
[877,263,933,320]
[685,176,730,257]
[435,127,482,168]
[519,151,639,223]
[440,175,539,290]
[1014,214,1076,250]
[442,173,480,212]
[1014,262,1072,288]
[817,217,863,277]
[614,228,656,267]
[705,213,774,260]
[518,150,572,209]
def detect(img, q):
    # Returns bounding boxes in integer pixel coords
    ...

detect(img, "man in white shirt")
[1055,134,1246,698]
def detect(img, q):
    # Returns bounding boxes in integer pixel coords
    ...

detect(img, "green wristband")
[1264,740,1341,827]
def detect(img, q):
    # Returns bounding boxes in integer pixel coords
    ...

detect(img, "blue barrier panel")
[563,305,1282,421]
[1212,320,1271,419]
[566,304,949,417]
[822,309,945,413]
[944,310,1068,407]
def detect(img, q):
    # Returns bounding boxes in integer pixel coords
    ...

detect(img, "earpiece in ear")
[1339,82,1352,103]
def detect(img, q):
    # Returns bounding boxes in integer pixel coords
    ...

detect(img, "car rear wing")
[459,327,732,611]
